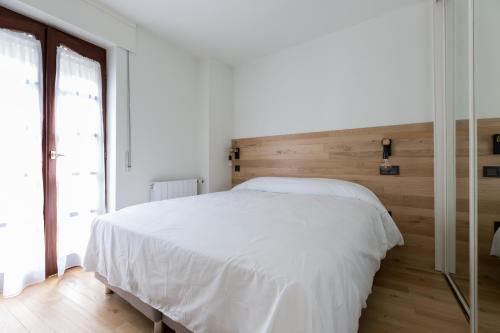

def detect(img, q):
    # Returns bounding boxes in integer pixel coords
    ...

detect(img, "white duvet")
[84,177,403,333]
[491,227,500,257]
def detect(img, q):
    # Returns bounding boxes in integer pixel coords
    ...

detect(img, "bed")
[491,227,500,258]
[84,177,403,333]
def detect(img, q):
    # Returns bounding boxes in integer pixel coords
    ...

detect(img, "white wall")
[115,28,202,208]
[198,60,211,195]
[208,61,233,192]
[114,30,234,206]
[476,0,500,119]
[199,59,234,194]
[233,1,434,138]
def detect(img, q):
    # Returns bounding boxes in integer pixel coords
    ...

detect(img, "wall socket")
[380,165,400,175]
[483,166,500,178]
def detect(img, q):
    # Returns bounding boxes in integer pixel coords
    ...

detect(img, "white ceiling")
[96,0,426,66]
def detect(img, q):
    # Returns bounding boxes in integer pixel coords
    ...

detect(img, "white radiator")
[150,179,198,201]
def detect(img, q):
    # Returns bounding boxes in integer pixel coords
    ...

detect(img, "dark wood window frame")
[0,6,107,277]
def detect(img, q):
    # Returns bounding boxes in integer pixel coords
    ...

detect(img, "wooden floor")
[359,260,469,333]
[0,262,469,333]
[477,276,500,333]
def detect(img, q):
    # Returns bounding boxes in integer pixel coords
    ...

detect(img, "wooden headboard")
[232,122,435,272]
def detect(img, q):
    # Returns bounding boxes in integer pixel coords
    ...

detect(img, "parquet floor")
[0,261,469,333]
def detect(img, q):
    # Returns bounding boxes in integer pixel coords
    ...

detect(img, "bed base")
[95,273,193,333]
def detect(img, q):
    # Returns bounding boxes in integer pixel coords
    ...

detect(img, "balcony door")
[0,6,106,296]
[46,28,106,277]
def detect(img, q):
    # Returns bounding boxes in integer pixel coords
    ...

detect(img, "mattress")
[84,177,403,333]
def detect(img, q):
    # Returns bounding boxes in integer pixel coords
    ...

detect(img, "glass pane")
[54,46,105,275]
[0,28,45,296]
[476,0,500,331]
[445,0,470,304]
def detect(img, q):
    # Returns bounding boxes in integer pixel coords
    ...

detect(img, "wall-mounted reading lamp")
[483,134,500,177]
[228,148,240,172]
[493,134,500,154]
[379,138,400,175]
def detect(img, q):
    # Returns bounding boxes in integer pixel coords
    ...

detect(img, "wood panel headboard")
[232,122,435,272]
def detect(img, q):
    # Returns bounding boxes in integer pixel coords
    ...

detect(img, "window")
[0,6,106,295]
[46,28,107,277]
[0,26,45,297]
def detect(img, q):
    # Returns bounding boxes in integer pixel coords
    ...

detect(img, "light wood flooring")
[0,261,469,333]
[359,260,469,333]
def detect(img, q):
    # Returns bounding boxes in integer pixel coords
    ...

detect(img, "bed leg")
[153,320,164,333]
[104,286,113,295]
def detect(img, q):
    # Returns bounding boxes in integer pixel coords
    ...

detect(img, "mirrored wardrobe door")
[475,0,500,331]
[444,0,471,311]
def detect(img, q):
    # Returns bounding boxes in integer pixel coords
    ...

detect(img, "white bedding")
[84,177,403,333]
[491,227,500,257]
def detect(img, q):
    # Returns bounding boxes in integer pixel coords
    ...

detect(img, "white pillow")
[232,177,387,213]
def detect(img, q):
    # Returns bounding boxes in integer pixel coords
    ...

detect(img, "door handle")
[50,150,65,160]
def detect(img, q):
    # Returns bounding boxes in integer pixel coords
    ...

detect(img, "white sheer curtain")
[0,29,45,297]
[54,46,105,276]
